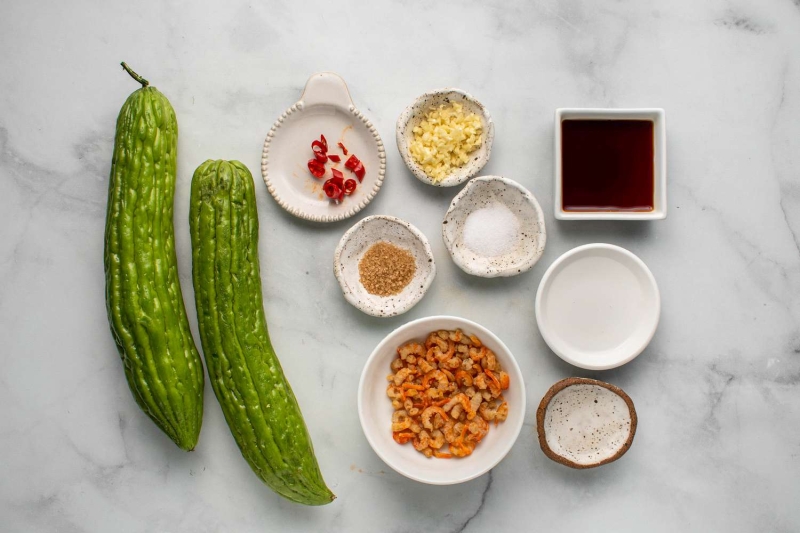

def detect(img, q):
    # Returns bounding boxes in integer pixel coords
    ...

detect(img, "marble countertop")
[2,0,800,531]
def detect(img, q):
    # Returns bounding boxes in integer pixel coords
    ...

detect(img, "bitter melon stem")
[120,62,149,88]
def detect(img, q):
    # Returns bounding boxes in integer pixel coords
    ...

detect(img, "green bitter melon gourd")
[104,63,204,450]
[189,159,335,505]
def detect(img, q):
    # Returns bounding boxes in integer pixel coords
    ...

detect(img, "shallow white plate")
[396,88,494,187]
[261,72,386,223]
[358,316,525,485]
[333,215,435,317]
[535,243,660,370]
[442,176,546,277]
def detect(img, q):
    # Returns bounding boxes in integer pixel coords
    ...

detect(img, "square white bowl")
[554,108,667,220]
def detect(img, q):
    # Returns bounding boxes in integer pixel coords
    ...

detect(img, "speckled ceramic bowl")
[334,215,436,317]
[442,176,546,277]
[536,378,637,469]
[396,88,494,187]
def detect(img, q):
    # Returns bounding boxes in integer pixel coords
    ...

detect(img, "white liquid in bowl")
[545,255,644,352]
[536,244,660,370]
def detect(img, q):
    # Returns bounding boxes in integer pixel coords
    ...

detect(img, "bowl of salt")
[442,176,546,277]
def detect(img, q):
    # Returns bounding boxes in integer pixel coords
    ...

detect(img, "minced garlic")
[409,102,483,183]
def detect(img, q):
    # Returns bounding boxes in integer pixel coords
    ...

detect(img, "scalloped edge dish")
[262,72,386,223]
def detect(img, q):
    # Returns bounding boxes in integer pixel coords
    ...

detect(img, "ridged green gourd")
[104,63,204,450]
[189,160,335,506]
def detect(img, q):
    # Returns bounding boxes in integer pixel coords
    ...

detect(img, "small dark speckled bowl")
[536,377,637,469]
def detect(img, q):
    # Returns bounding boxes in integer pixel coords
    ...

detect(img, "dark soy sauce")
[561,119,654,212]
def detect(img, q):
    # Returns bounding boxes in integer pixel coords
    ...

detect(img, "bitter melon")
[104,63,204,450]
[189,160,335,505]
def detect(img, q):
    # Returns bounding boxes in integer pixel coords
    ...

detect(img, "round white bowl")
[442,176,546,277]
[535,244,660,370]
[358,316,526,485]
[396,88,494,187]
[334,215,436,317]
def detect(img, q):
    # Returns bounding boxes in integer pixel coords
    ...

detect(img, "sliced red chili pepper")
[314,151,328,164]
[343,178,357,195]
[330,174,344,200]
[307,158,325,178]
[323,178,342,200]
[328,154,341,163]
[338,142,348,155]
[344,154,359,171]
[311,140,327,154]
[353,161,366,182]
[320,134,328,151]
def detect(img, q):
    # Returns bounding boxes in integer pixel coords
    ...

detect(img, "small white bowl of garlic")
[396,88,494,187]
[442,176,546,278]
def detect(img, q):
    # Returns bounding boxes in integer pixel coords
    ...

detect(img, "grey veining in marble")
[2,0,800,531]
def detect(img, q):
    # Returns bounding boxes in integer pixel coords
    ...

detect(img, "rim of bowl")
[333,215,436,317]
[357,315,526,484]
[396,88,494,187]
[442,176,547,277]
[535,243,661,370]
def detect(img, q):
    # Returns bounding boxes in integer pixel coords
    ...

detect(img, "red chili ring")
[323,178,342,199]
[308,159,325,178]
[312,140,327,154]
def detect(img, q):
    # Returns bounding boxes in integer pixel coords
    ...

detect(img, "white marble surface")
[2,0,800,531]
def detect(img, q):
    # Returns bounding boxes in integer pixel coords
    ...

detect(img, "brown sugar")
[358,241,417,297]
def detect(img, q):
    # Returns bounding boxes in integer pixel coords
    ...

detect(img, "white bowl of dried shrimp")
[358,316,525,485]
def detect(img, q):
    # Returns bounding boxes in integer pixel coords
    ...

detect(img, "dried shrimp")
[386,329,509,459]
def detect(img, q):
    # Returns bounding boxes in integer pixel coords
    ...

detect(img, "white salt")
[462,202,520,257]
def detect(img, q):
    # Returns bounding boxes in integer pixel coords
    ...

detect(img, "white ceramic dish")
[333,215,435,317]
[442,176,546,277]
[535,243,660,370]
[262,72,386,223]
[396,88,494,187]
[358,316,526,485]
[554,108,667,220]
